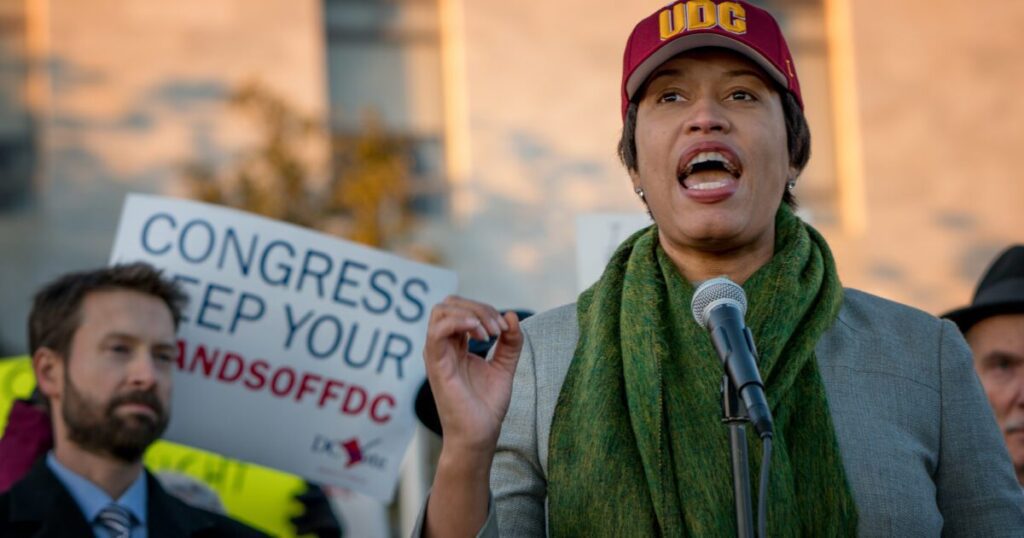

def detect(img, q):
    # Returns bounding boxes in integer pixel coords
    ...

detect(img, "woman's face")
[631,48,791,256]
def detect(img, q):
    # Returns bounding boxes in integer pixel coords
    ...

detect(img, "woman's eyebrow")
[645,68,684,87]
[723,68,770,84]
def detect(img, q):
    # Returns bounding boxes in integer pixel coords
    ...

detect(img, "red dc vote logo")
[311,434,385,469]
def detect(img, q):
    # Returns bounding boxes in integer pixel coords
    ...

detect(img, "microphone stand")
[721,375,755,538]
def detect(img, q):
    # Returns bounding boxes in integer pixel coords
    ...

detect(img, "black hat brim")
[942,299,1024,334]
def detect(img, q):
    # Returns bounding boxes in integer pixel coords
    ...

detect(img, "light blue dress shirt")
[46,452,149,538]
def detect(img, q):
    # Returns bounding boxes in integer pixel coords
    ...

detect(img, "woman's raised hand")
[423,295,524,456]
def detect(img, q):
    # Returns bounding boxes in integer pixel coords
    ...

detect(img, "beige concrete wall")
[441,0,664,311]
[0,0,29,137]
[44,0,327,187]
[826,0,1024,315]
[0,0,328,352]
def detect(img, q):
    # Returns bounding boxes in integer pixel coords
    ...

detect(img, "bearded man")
[0,263,263,537]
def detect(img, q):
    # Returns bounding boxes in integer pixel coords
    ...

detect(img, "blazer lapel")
[8,460,95,537]
[145,471,217,538]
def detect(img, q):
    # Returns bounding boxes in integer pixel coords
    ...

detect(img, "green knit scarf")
[548,206,857,536]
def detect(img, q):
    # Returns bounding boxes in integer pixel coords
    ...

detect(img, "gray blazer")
[420,289,1024,536]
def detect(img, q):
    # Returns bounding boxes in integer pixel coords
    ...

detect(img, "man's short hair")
[28,262,188,358]
[617,83,810,209]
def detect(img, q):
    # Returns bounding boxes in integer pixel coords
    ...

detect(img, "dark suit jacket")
[0,459,267,537]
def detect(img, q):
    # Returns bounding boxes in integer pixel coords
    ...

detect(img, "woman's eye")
[659,91,684,103]
[728,90,756,101]
[109,344,131,354]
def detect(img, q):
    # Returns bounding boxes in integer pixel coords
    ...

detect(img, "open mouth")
[677,150,742,190]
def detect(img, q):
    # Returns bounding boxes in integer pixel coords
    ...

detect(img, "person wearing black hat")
[944,245,1024,485]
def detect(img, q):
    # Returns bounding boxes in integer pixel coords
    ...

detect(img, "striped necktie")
[96,503,133,538]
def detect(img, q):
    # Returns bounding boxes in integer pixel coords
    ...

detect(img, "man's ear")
[33,346,64,402]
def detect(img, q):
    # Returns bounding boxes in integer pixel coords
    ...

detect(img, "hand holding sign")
[422,296,522,538]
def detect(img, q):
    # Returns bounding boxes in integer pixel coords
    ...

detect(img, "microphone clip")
[720,375,750,425]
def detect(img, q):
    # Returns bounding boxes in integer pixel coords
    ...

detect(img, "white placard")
[575,213,651,292]
[110,194,456,502]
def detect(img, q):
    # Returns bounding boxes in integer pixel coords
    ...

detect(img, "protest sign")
[575,213,651,292]
[109,194,457,501]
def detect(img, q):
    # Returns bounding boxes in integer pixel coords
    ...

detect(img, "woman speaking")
[419,1,1024,535]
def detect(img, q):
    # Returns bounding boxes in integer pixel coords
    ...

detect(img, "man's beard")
[62,374,169,463]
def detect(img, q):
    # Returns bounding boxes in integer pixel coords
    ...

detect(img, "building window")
[324,0,446,216]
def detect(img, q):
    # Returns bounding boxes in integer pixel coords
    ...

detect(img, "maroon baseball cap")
[621,0,803,118]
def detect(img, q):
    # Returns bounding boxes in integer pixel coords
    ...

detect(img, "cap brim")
[625,33,788,101]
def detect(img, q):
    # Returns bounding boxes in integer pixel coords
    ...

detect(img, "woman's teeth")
[686,179,731,190]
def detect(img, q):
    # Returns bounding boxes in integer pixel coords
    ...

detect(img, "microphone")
[691,277,774,439]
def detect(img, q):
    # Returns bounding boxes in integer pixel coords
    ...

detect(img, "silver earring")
[786,180,796,191]
[634,187,646,201]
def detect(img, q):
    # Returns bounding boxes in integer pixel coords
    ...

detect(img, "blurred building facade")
[4,0,1021,362]
[0,0,330,356]
[1,0,1023,534]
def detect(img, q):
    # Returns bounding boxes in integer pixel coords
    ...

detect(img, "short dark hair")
[28,262,188,358]
[617,87,810,208]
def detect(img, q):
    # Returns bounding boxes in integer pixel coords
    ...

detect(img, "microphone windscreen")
[691,276,747,329]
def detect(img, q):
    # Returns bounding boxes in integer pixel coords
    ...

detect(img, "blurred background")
[0,0,1022,535]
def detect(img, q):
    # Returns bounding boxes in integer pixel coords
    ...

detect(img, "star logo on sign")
[341,438,381,468]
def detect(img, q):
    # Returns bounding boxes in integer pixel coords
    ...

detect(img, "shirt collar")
[46,452,148,526]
